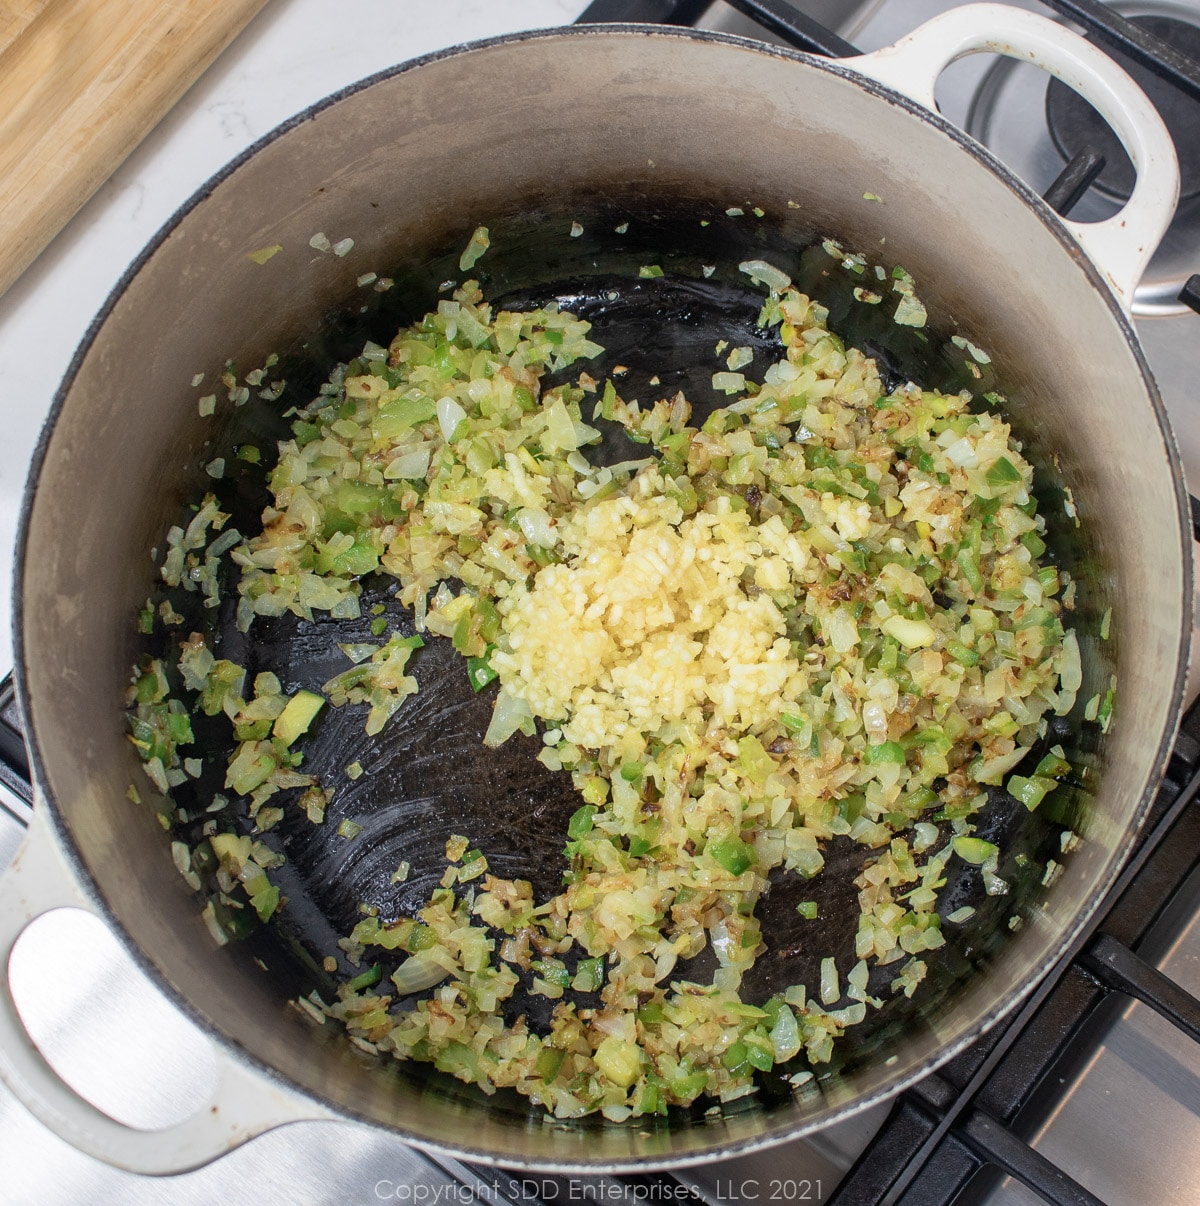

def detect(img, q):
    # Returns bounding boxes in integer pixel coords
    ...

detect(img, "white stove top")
[0,2,1197,1202]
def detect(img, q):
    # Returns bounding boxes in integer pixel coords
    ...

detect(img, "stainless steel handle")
[845,2,1181,312]
[0,804,332,1174]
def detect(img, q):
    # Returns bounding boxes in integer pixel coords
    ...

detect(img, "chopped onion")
[944,435,979,469]
[436,396,467,443]
[1057,630,1082,693]
[390,953,452,996]
[483,689,533,748]
[384,447,431,480]
[820,956,839,1006]
[738,259,791,292]
[712,372,745,394]
[130,246,1081,1123]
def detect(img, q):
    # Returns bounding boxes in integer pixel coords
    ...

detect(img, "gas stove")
[1,2,1198,1203]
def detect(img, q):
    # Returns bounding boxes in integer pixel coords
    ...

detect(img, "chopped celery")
[737,735,774,786]
[1007,774,1055,811]
[1035,748,1072,778]
[127,249,1078,1119]
[272,690,325,747]
[953,836,999,865]
[594,1036,642,1087]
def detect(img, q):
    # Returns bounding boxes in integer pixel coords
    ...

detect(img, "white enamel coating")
[0,804,331,1175]
[844,3,1181,311]
[5,7,1190,1175]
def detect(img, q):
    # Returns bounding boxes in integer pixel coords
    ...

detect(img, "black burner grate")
[828,707,1200,1205]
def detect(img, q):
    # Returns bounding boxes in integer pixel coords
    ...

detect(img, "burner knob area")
[1045,15,1200,203]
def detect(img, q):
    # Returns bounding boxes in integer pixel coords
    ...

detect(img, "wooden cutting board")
[0,0,269,299]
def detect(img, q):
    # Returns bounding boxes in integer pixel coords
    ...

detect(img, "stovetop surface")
[1,1,1198,1203]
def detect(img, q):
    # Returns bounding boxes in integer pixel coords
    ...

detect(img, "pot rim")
[11,21,1194,1172]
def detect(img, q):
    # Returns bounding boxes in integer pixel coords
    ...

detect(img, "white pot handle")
[844,2,1180,312]
[0,803,333,1174]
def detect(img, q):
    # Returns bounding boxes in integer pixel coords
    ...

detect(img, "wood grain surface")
[0,0,269,298]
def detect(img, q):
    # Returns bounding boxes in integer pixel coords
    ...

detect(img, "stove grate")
[1041,0,1200,103]
[829,703,1200,1204]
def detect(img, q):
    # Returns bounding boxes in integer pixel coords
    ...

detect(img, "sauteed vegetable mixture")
[126,238,1080,1120]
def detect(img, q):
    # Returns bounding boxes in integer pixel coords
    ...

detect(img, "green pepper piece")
[567,805,597,839]
[534,1046,566,1081]
[348,964,382,991]
[708,834,756,876]
[571,957,604,993]
[863,740,906,766]
[986,456,1022,488]
[466,656,498,692]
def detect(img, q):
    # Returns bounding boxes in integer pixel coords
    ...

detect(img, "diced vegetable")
[272,690,325,746]
[953,836,1000,865]
[126,238,1081,1124]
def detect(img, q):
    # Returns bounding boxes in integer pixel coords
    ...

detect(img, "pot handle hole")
[0,804,333,1175]
[845,1,1181,311]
